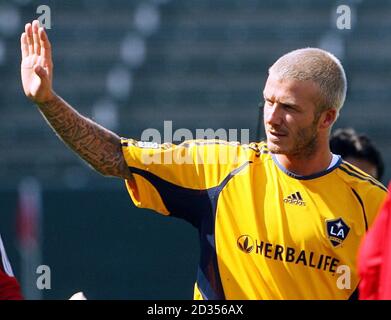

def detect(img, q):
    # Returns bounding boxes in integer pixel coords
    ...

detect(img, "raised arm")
[20,20,132,180]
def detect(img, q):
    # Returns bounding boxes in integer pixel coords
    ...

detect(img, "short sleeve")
[120,138,251,222]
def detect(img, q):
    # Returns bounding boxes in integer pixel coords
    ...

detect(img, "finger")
[20,32,29,59]
[25,23,33,56]
[39,27,52,62]
[32,20,41,55]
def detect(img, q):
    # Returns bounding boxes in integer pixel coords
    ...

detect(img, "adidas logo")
[283,192,306,206]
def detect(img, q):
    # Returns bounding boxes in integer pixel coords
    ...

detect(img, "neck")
[275,144,333,176]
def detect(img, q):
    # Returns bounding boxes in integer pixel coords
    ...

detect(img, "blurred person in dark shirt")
[330,127,384,180]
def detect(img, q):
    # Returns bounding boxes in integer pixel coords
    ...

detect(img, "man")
[330,128,384,180]
[21,20,387,299]
[0,234,23,300]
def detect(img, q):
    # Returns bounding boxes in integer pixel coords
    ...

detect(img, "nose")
[264,102,283,126]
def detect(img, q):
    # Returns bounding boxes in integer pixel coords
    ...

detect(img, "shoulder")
[335,160,388,226]
[336,160,387,194]
[178,139,271,163]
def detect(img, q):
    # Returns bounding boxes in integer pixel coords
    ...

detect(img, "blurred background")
[0,0,390,299]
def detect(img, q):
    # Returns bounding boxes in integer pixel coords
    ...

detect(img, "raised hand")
[19,20,131,180]
[21,20,54,104]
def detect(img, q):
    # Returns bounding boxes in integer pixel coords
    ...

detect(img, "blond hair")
[269,48,347,116]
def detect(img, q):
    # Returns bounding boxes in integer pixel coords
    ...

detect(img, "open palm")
[21,20,54,104]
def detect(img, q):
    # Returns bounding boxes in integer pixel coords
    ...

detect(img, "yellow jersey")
[121,139,387,300]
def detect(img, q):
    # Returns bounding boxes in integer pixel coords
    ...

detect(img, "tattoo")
[37,95,133,180]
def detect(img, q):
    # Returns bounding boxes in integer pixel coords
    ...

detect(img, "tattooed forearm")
[37,94,133,180]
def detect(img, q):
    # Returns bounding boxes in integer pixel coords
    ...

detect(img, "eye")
[282,104,296,111]
[264,99,273,107]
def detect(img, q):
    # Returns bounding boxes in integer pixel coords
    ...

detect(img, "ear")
[318,108,337,130]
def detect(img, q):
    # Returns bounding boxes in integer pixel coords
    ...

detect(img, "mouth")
[268,130,287,138]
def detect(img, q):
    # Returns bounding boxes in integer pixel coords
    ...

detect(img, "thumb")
[34,64,48,81]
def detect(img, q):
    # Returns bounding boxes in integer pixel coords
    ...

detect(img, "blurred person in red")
[330,128,389,299]
[330,128,391,300]
[0,234,23,300]
[358,183,391,300]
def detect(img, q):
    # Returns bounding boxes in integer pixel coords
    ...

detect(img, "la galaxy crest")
[326,217,350,247]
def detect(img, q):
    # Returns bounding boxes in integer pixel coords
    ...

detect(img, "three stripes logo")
[284,191,306,206]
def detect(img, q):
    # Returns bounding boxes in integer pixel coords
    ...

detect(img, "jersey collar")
[271,153,342,180]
